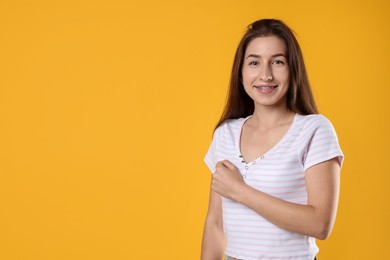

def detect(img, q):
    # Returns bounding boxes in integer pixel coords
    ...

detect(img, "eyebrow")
[245,53,286,59]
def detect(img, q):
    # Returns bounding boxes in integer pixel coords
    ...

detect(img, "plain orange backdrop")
[0,0,389,259]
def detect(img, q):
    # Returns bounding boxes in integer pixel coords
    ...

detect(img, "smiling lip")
[254,85,278,94]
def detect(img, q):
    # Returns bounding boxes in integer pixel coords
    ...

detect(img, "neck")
[249,105,295,129]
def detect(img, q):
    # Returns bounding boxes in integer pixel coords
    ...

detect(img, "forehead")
[245,36,287,56]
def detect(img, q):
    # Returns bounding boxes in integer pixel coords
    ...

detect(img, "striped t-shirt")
[204,113,344,260]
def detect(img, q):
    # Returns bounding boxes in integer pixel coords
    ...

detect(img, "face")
[241,36,290,110]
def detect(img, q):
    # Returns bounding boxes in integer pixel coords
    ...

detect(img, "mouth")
[254,85,278,94]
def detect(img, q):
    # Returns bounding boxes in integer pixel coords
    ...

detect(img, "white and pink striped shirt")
[204,113,344,260]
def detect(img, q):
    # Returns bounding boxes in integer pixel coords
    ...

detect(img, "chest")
[240,123,291,163]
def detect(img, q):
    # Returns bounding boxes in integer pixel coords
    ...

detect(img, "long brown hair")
[214,19,318,131]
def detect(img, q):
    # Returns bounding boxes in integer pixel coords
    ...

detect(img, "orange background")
[0,0,389,259]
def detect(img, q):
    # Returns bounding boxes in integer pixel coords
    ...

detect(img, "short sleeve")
[204,127,219,174]
[303,116,344,172]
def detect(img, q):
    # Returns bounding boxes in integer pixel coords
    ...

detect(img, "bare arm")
[201,177,226,260]
[212,158,340,240]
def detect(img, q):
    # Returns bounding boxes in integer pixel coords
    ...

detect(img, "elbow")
[315,230,331,240]
[314,221,334,240]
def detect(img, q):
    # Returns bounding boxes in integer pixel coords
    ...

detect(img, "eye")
[248,61,259,66]
[272,59,285,65]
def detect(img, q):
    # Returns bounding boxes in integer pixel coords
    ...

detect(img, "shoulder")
[296,113,331,124]
[294,113,341,154]
[297,114,344,170]
[296,113,336,130]
[293,114,340,144]
[214,117,248,135]
[211,117,249,146]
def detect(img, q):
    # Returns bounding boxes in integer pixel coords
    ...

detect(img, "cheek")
[277,69,290,86]
[242,69,256,84]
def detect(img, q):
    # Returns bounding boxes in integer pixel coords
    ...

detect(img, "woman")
[201,19,344,260]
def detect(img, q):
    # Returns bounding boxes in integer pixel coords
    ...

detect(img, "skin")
[242,36,290,111]
[201,36,341,260]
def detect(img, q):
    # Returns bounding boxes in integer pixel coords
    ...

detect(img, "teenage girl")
[201,19,343,260]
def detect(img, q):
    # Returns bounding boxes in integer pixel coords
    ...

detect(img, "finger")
[212,171,222,181]
[216,161,226,172]
[222,160,236,169]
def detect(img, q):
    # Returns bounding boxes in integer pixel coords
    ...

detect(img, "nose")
[258,64,273,81]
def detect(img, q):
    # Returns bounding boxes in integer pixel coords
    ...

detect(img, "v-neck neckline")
[237,113,298,164]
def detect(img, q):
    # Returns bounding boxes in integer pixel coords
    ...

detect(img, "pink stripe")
[229,239,307,247]
[250,183,304,190]
[251,160,300,165]
[225,228,289,235]
[248,171,303,177]
[227,244,309,254]
[249,178,304,184]
[224,223,281,230]
[250,166,303,171]
[227,233,300,240]
[307,145,340,158]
